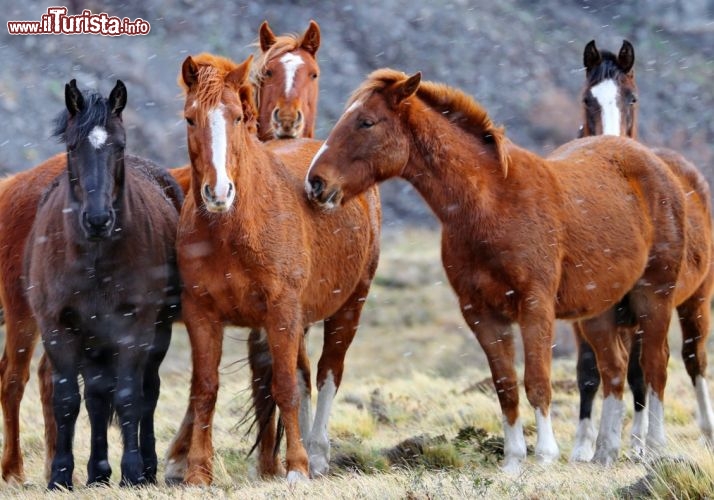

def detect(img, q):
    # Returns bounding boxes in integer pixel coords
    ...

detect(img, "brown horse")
[23,79,181,489]
[570,39,714,463]
[0,158,182,486]
[163,53,380,484]
[306,69,688,473]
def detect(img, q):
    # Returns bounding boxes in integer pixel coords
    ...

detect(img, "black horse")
[23,79,182,489]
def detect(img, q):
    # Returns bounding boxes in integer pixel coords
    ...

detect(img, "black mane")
[52,91,111,146]
[586,50,624,85]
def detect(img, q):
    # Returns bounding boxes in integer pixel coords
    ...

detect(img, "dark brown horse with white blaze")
[306,69,689,473]
[23,80,181,489]
[571,39,714,463]
[163,53,380,484]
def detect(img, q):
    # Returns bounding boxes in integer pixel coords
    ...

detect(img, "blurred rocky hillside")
[1,0,712,228]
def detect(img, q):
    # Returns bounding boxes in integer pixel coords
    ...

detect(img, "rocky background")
[1,0,712,228]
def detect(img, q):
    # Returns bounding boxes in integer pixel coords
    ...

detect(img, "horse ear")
[181,56,199,90]
[259,21,277,52]
[108,80,127,117]
[227,55,253,90]
[618,40,635,74]
[583,40,601,71]
[301,20,321,56]
[389,72,421,107]
[65,79,84,117]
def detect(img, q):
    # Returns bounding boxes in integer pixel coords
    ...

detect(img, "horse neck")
[400,107,513,226]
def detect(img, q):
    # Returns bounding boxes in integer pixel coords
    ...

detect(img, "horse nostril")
[85,211,111,229]
[295,110,303,123]
[203,183,213,200]
[272,108,280,122]
[310,177,325,197]
[227,182,234,196]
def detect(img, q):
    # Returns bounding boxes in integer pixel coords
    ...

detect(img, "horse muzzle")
[81,210,116,240]
[306,176,342,211]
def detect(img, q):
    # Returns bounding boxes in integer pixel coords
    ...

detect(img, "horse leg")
[182,301,224,486]
[140,314,172,485]
[578,310,629,465]
[462,307,523,473]
[43,331,81,491]
[265,298,308,483]
[116,338,151,487]
[570,321,600,462]
[297,328,312,448]
[519,305,559,465]
[247,328,283,478]
[38,352,56,481]
[307,282,369,478]
[164,400,194,484]
[0,310,38,484]
[626,330,648,456]
[677,291,714,445]
[630,288,675,455]
[82,359,115,485]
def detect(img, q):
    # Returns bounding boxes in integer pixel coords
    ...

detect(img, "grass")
[1,227,713,498]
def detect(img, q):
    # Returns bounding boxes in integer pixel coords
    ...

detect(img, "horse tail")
[246,328,279,457]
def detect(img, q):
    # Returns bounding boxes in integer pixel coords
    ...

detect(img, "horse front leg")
[0,307,39,484]
[519,303,559,465]
[463,306,523,474]
[182,299,223,486]
[577,309,630,465]
[42,328,81,491]
[38,352,56,482]
[82,359,116,485]
[265,299,308,483]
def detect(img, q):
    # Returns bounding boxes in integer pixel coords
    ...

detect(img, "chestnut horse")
[306,69,689,473]
[570,39,714,463]
[169,20,321,193]
[163,53,380,484]
[23,79,181,489]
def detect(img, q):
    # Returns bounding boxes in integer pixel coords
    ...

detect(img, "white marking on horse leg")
[630,403,649,458]
[88,126,108,149]
[593,394,625,465]
[306,371,336,477]
[297,369,312,442]
[281,52,305,96]
[590,79,621,136]
[501,416,526,475]
[207,105,234,207]
[694,376,714,445]
[286,470,308,484]
[646,386,666,452]
[534,409,559,464]
[305,143,329,193]
[570,417,596,462]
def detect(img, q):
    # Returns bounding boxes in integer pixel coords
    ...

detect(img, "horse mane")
[52,91,110,146]
[250,33,305,87]
[350,68,511,177]
[585,49,626,84]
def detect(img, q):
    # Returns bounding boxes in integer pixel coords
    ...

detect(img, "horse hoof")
[500,457,522,476]
[592,449,617,466]
[569,444,594,463]
[287,470,308,484]
[308,456,330,478]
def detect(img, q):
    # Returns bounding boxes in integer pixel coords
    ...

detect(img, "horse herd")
[0,20,711,490]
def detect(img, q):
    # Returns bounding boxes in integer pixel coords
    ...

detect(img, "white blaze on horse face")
[281,52,304,96]
[590,79,621,136]
[88,126,108,149]
[207,104,234,206]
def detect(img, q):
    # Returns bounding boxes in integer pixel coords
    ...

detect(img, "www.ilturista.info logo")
[7,7,150,36]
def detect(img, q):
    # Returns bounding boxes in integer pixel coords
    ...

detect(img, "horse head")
[253,20,320,141]
[54,79,127,240]
[581,40,638,138]
[306,70,421,210]
[180,53,256,213]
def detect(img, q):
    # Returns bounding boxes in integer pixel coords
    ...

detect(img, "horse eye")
[630,94,638,105]
[311,73,318,80]
[186,117,195,127]
[234,116,242,125]
[265,70,273,78]
[359,119,375,129]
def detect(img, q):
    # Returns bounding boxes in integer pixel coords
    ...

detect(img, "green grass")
[1,228,713,498]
